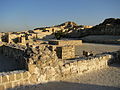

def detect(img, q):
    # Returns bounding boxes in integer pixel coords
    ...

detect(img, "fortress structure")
[0,18,120,89]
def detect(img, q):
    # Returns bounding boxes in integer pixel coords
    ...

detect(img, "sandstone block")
[8,74,15,81]
[49,40,82,46]
[5,83,12,89]
[29,75,37,84]
[28,64,39,74]
[0,85,5,90]
[65,64,70,68]
[2,75,8,83]
[19,80,24,86]
[13,81,20,87]
[23,72,29,79]
[23,79,30,85]
[15,73,21,80]
[0,76,2,84]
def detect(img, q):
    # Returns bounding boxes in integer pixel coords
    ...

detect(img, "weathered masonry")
[0,40,120,90]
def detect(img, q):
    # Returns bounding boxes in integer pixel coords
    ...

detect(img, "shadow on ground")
[7,81,120,90]
[109,63,120,67]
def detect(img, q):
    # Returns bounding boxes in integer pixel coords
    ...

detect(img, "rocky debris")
[83,50,93,57]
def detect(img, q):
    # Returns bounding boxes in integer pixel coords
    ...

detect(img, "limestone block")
[13,81,20,87]
[5,83,12,89]
[8,74,15,82]
[56,45,75,59]
[49,40,82,46]
[23,79,30,85]
[29,74,37,84]
[23,71,29,79]
[2,75,9,83]
[38,74,47,83]
[0,85,5,90]
[64,64,70,68]
[19,80,24,86]
[16,73,22,80]
[28,64,39,74]
[0,76,2,84]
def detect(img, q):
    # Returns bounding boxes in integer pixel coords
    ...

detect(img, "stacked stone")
[0,71,31,90]
[56,45,75,59]
[26,44,58,67]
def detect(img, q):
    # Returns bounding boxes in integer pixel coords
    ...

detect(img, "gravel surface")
[65,66,120,88]
[75,43,120,57]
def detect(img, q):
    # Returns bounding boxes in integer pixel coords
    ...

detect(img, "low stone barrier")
[48,40,82,46]
[0,71,30,90]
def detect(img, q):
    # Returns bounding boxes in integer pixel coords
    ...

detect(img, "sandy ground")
[65,65,120,88]
[75,43,120,57]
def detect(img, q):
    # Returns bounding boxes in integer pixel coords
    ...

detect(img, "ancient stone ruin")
[0,38,120,90]
[0,18,120,89]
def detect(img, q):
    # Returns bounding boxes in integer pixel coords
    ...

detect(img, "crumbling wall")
[0,44,120,89]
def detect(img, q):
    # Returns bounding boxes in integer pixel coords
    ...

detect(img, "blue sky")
[0,0,120,32]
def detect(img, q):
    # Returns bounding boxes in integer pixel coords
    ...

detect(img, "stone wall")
[56,45,75,59]
[0,71,31,90]
[0,44,120,89]
[49,40,82,46]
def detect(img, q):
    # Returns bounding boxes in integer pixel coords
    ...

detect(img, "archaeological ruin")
[0,18,120,90]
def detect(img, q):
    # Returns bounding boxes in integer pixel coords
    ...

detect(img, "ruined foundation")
[0,40,120,90]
